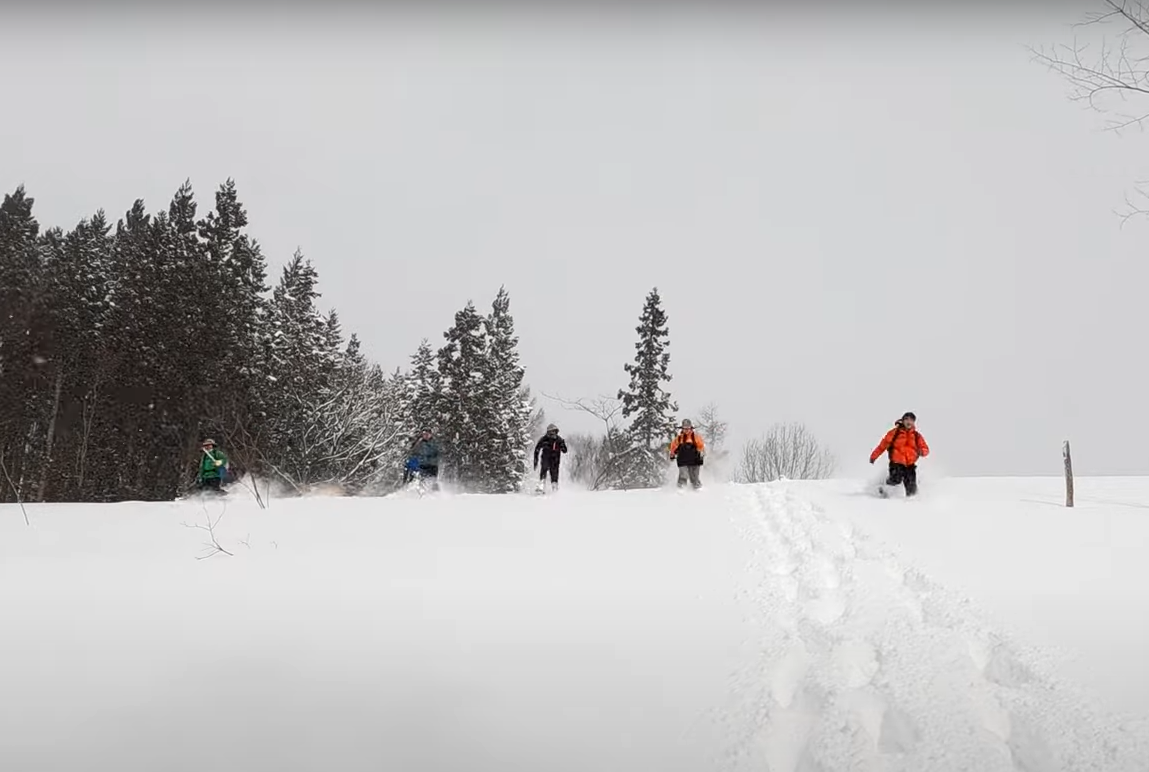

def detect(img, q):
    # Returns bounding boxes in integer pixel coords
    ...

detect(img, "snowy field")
[2,477,1148,771]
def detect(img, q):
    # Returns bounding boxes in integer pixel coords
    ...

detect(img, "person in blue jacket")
[406,429,441,489]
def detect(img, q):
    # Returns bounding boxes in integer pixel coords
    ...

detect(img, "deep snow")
[1,478,1147,771]
[792,475,1149,720]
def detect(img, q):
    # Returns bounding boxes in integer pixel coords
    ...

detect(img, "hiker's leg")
[904,464,919,496]
[677,467,688,487]
[688,465,701,488]
[886,463,904,487]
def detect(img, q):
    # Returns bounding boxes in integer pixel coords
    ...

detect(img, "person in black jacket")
[669,419,705,489]
[533,424,568,492]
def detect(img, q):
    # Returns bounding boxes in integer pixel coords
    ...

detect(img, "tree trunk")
[36,368,65,502]
[1063,440,1074,508]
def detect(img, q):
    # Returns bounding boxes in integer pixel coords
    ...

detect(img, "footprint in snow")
[1005,714,1059,772]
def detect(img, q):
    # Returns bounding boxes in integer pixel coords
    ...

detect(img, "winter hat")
[547,424,558,432]
[681,419,693,429]
[901,412,917,422]
[202,438,215,446]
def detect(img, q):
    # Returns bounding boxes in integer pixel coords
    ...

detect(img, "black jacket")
[671,431,704,468]
[534,434,568,466]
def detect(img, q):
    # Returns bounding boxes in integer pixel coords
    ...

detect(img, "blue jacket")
[412,438,440,468]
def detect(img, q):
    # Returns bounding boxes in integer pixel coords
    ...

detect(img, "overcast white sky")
[2,4,1144,477]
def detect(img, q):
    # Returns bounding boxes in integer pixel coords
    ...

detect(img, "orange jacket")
[870,425,929,466]
[669,430,705,456]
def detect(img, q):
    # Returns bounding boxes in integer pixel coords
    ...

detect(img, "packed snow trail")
[715,483,1149,771]
[1,483,1148,771]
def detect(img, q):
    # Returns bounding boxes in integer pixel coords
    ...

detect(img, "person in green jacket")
[197,438,229,493]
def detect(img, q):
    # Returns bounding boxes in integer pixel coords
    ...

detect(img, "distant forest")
[0,181,729,504]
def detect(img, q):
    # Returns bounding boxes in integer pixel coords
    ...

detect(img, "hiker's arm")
[869,430,894,463]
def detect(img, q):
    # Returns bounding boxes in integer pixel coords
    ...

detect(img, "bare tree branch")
[1033,0,1149,216]
[182,506,234,560]
[693,403,729,457]
[543,393,637,490]
[735,423,835,484]
[0,451,29,526]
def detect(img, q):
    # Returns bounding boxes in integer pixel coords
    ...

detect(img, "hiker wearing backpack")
[869,412,930,496]
[533,424,568,492]
[670,419,705,490]
[408,429,441,489]
[197,438,230,494]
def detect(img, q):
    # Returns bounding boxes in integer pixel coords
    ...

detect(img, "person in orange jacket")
[870,412,929,497]
[670,419,705,489]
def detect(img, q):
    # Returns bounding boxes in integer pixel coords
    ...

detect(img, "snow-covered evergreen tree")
[400,339,441,439]
[477,286,533,492]
[259,250,341,487]
[436,301,488,489]
[617,287,677,488]
[36,211,114,500]
[0,187,50,502]
[195,179,269,460]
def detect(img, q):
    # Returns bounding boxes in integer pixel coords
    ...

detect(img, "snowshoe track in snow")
[714,483,1148,772]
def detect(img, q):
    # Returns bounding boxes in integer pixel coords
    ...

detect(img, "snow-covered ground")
[2,477,1147,771]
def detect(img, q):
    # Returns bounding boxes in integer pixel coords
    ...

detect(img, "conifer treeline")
[0,181,538,502]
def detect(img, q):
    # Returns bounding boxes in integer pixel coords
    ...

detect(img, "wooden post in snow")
[1063,440,1074,508]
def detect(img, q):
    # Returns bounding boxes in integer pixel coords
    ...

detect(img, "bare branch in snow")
[182,506,234,560]
[736,422,836,483]
[544,393,638,490]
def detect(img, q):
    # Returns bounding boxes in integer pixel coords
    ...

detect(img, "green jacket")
[199,448,228,481]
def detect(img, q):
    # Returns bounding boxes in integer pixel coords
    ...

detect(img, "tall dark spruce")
[617,287,677,488]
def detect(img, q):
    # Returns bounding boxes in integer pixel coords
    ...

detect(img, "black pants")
[886,463,918,496]
[539,457,560,484]
[198,477,222,493]
[416,465,439,491]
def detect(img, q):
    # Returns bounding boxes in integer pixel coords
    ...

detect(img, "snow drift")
[1,478,1147,771]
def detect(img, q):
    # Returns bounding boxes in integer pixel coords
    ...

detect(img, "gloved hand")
[214,460,223,467]
[670,454,676,461]
[869,458,875,465]
[533,461,538,471]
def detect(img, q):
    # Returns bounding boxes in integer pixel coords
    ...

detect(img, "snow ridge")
[713,483,1148,772]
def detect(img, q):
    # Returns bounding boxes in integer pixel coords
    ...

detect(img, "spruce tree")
[617,287,677,488]
[436,301,488,489]
[264,250,334,486]
[0,186,47,502]
[402,339,441,438]
[196,180,268,461]
[478,286,532,492]
[37,212,114,500]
